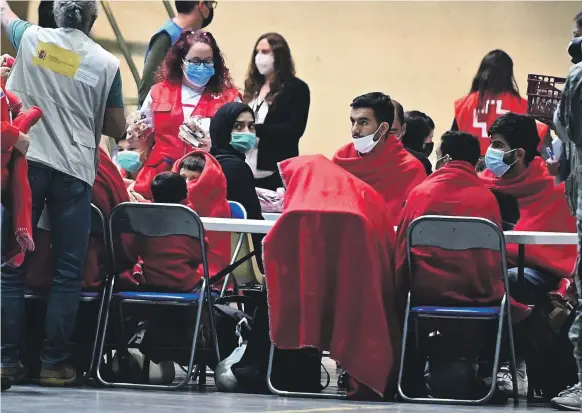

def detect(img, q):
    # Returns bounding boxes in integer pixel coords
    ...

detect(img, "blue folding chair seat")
[114,291,217,302]
[411,306,501,318]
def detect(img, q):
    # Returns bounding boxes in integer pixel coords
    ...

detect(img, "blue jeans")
[1,163,92,368]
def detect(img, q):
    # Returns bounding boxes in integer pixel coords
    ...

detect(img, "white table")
[503,231,577,245]
[201,217,274,234]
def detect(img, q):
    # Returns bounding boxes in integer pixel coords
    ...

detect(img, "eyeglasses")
[205,1,218,9]
[184,58,214,68]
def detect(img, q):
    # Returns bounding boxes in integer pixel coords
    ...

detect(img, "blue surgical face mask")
[182,60,215,87]
[484,147,517,177]
[230,132,257,154]
[116,150,142,173]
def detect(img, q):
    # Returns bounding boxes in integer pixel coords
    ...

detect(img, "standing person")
[550,11,582,412]
[139,1,217,107]
[130,30,240,200]
[0,0,125,386]
[453,49,549,156]
[243,33,310,191]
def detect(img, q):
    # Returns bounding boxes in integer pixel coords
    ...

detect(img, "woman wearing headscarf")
[209,102,264,270]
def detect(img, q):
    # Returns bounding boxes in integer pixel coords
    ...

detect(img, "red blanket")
[4,107,42,267]
[172,150,231,278]
[480,157,576,279]
[332,135,426,225]
[396,161,530,321]
[264,154,402,397]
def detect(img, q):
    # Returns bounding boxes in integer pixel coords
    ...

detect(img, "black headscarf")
[209,102,255,159]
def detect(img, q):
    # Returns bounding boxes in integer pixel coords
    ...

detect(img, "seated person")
[401,109,435,176]
[171,151,231,279]
[396,131,529,318]
[480,113,577,297]
[26,148,138,293]
[114,134,151,203]
[263,154,403,400]
[135,172,206,292]
[209,102,264,271]
[332,92,426,225]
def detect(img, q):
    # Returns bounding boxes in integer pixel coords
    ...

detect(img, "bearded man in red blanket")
[264,154,403,400]
[480,113,577,287]
[332,92,426,225]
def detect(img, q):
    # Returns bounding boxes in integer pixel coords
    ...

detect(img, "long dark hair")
[243,32,295,105]
[156,30,235,94]
[469,50,520,106]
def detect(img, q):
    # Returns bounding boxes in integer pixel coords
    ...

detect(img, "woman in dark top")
[401,110,435,175]
[209,102,264,270]
[243,33,310,191]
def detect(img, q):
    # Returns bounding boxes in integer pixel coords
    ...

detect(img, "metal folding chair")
[94,202,220,390]
[397,215,518,405]
[23,204,110,380]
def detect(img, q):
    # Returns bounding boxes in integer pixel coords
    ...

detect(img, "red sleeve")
[1,121,19,150]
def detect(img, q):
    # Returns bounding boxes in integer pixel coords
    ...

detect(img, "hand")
[127,182,146,202]
[0,66,10,79]
[178,117,209,148]
[13,131,29,155]
[545,158,560,176]
[126,111,153,143]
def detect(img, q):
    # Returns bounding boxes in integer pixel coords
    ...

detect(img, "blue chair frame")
[94,202,219,390]
[221,201,247,297]
[397,215,518,405]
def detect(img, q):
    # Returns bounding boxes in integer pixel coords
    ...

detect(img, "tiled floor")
[0,385,554,413]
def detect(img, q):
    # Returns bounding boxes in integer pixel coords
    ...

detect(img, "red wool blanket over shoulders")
[172,150,231,277]
[396,161,530,321]
[332,135,426,225]
[480,157,576,279]
[264,154,403,397]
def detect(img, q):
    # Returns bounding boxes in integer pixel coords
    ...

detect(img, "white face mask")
[255,53,275,76]
[353,125,383,154]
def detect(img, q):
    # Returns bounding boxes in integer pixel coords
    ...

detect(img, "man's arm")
[102,69,126,141]
[138,34,171,107]
[0,0,20,33]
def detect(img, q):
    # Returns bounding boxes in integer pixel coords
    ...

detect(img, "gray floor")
[0,385,554,413]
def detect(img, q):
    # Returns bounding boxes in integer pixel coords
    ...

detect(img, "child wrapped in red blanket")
[264,154,403,399]
[332,93,426,225]
[1,60,42,267]
[172,151,231,278]
[396,132,530,322]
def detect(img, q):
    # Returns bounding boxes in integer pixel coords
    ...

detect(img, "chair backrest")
[228,201,247,220]
[406,215,509,292]
[109,202,209,277]
[90,204,106,235]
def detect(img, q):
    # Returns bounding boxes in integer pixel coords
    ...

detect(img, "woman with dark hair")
[402,110,434,175]
[453,50,548,156]
[209,102,265,270]
[130,30,240,199]
[243,33,310,191]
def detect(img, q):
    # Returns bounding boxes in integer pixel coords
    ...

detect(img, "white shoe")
[497,361,528,397]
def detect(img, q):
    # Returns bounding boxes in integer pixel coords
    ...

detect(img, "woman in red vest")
[130,30,240,199]
[453,50,549,156]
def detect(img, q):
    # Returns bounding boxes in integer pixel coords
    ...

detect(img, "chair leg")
[505,302,519,405]
[397,293,412,402]
[88,281,112,380]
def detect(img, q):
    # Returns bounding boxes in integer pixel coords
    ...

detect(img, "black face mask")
[422,142,434,157]
[201,5,214,28]
[568,37,582,64]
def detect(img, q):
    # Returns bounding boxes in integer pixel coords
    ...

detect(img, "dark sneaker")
[550,383,582,411]
[0,363,26,385]
[1,377,11,391]
[39,364,77,386]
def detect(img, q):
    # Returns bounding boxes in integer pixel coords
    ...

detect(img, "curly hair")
[156,30,235,94]
[243,33,295,106]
